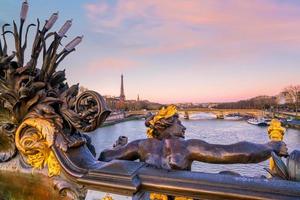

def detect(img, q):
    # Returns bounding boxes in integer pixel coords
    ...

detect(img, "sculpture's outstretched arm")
[187,139,287,164]
[99,139,141,162]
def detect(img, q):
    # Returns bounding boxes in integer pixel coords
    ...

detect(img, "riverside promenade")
[103,111,145,126]
[128,108,262,118]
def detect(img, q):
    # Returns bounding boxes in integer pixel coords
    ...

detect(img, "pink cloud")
[84,0,300,61]
[87,57,139,72]
[84,3,109,21]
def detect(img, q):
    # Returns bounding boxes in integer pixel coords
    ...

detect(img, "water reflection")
[188,113,216,120]
[90,119,300,177]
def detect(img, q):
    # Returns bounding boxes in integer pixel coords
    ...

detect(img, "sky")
[1,0,300,104]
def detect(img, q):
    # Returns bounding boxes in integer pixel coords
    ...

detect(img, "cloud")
[83,0,300,62]
[87,57,139,72]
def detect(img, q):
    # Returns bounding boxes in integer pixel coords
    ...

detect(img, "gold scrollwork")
[15,118,60,177]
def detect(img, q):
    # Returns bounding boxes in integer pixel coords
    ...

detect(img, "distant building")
[103,74,162,111]
[103,74,126,110]
[208,103,218,109]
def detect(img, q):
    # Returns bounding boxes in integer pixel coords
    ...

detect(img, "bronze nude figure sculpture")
[99,105,288,170]
[99,105,288,199]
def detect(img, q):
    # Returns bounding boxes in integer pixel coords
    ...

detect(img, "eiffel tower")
[120,74,126,101]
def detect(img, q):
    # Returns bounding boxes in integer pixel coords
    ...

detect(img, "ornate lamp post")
[267,119,286,171]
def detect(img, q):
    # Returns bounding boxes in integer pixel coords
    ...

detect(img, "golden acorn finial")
[268,119,285,141]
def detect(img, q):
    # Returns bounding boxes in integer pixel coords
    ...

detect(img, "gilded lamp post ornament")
[267,119,286,171]
[264,119,300,181]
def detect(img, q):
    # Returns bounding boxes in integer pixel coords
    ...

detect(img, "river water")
[89,115,300,177]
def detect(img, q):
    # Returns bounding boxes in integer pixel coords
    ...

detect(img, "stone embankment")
[103,112,145,127]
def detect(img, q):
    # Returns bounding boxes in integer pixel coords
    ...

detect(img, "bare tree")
[283,85,300,116]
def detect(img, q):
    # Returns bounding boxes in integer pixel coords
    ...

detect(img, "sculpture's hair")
[145,105,178,138]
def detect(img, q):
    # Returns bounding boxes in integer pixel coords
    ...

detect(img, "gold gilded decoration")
[150,193,168,200]
[268,119,285,141]
[47,151,61,177]
[267,119,285,171]
[147,129,154,138]
[147,105,178,138]
[102,193,113,200]
[15,118,60,177]
[150,193,193,200]
[175,197,193,200]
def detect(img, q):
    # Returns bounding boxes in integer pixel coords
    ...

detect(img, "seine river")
[89,115,300,177]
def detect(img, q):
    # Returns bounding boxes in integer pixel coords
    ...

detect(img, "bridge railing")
[79,160,300,200]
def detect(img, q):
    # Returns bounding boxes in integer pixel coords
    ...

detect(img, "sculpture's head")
[145,105,186,140]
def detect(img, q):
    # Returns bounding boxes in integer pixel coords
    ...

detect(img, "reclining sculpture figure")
[99,105,288,199]
[99,105,287,169]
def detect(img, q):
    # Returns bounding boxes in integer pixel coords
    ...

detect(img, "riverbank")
[284,119,300,129]
[103,110,300,131]
[102,115,145,127]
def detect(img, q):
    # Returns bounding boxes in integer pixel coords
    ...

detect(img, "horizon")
[121,92,277,104]
[1,0,300,104]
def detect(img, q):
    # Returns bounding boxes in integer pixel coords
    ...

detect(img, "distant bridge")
[265,111,298,118]
[179,108,262,117]
[127,109,263,118]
